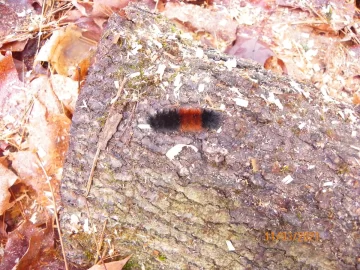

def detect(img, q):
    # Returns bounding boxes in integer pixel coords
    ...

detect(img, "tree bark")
[60,4,360,269]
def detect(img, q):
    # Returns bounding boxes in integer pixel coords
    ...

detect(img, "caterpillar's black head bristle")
[148,109,180,131]
[202,109,221,129]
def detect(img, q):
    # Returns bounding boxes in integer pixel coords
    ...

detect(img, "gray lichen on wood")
[60,4,360,269]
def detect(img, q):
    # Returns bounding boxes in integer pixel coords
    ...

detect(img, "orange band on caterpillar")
[148,108,220,132]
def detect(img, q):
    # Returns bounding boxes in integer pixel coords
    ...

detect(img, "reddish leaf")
[0,52,24,117]
[0,0,40,49]
[264,56,287,75]
[35,25,97,80]
[225,34,274,66]
[353,92,360,105]
[16,220,66,270]
[0,162,18,215]
[0,220,53,269]
[87,255,132,270]
[0,4,20,46]
[164,2,237,49]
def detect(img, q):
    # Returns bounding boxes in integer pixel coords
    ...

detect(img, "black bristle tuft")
[148,109,181,131]
[201,109,220,129]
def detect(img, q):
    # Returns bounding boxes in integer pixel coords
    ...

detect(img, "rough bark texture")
[60,4,360,270]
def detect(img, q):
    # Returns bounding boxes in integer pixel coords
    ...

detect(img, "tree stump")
[60,4,360,269]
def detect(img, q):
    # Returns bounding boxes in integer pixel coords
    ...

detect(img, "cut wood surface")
[60,4,360,269]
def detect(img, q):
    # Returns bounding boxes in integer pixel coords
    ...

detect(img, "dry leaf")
[92,0,130,18]
[0,162,18,215]
[226,33,274,66]
[25,99,71,174]
[0,52,25,117]
[87,255,132,270]
[99,113,123,150]
[50,74,79,114]
[264,56,287,75]
[10,151,45,194]
[164,2,237,49]
[353,92,360,105]
[0,220,58,270]
[29,76,62,115]
[16,221,59,269]
[0,1,35,49]
[35,24,96,80]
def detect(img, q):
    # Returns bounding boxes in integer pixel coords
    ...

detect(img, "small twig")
[292,41,307,66]
[120,102,137,137]
[77,66,81,89]
[94,219,108,265]
[110,78,128,106]
[48,78,65,114]
[85,147,101,196]
[79,36,98,46]
[19,97,35,149]
[85,77,127,196]
[100,246,108,266]
[36,0,48,56]
[36,153,68,270]
[9,189,26,220]
[84,200,105,267]
[154,0,160,12]
[305,2,328,24]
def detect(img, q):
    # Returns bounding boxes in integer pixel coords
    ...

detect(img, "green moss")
[337,163,349,175]
[291,126,301,136]
[168,72,178,82]
[115,67,126,79]
[325,129,335,139]
[158,253,167,261]
[71,233,96,263]
[325,7,332,21]
[122,257,141,270]
[154,14,163,24]
[170,24,177,33]
[97,114,108,127]
[301,44,309,52]
[104,163,116,183]
[280,165,291,173]
[84,249,94,262]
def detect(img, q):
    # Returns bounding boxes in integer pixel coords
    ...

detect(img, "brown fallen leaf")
[92,0,130,18]
[10,151,44,190]
[264,56,287,75]
[35,24,97,80]
[16,220,55,269]
[0,161,18,215]
[0,1,36,50]
[226,30,274,66]
[29,76,62,115]
[163,2,237,49]
[0,220,59,270]
[0,52,25,117]
[353,92,360,105]
[50,74,79,114]
[25,98,71,175]
[87,255,132,270]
